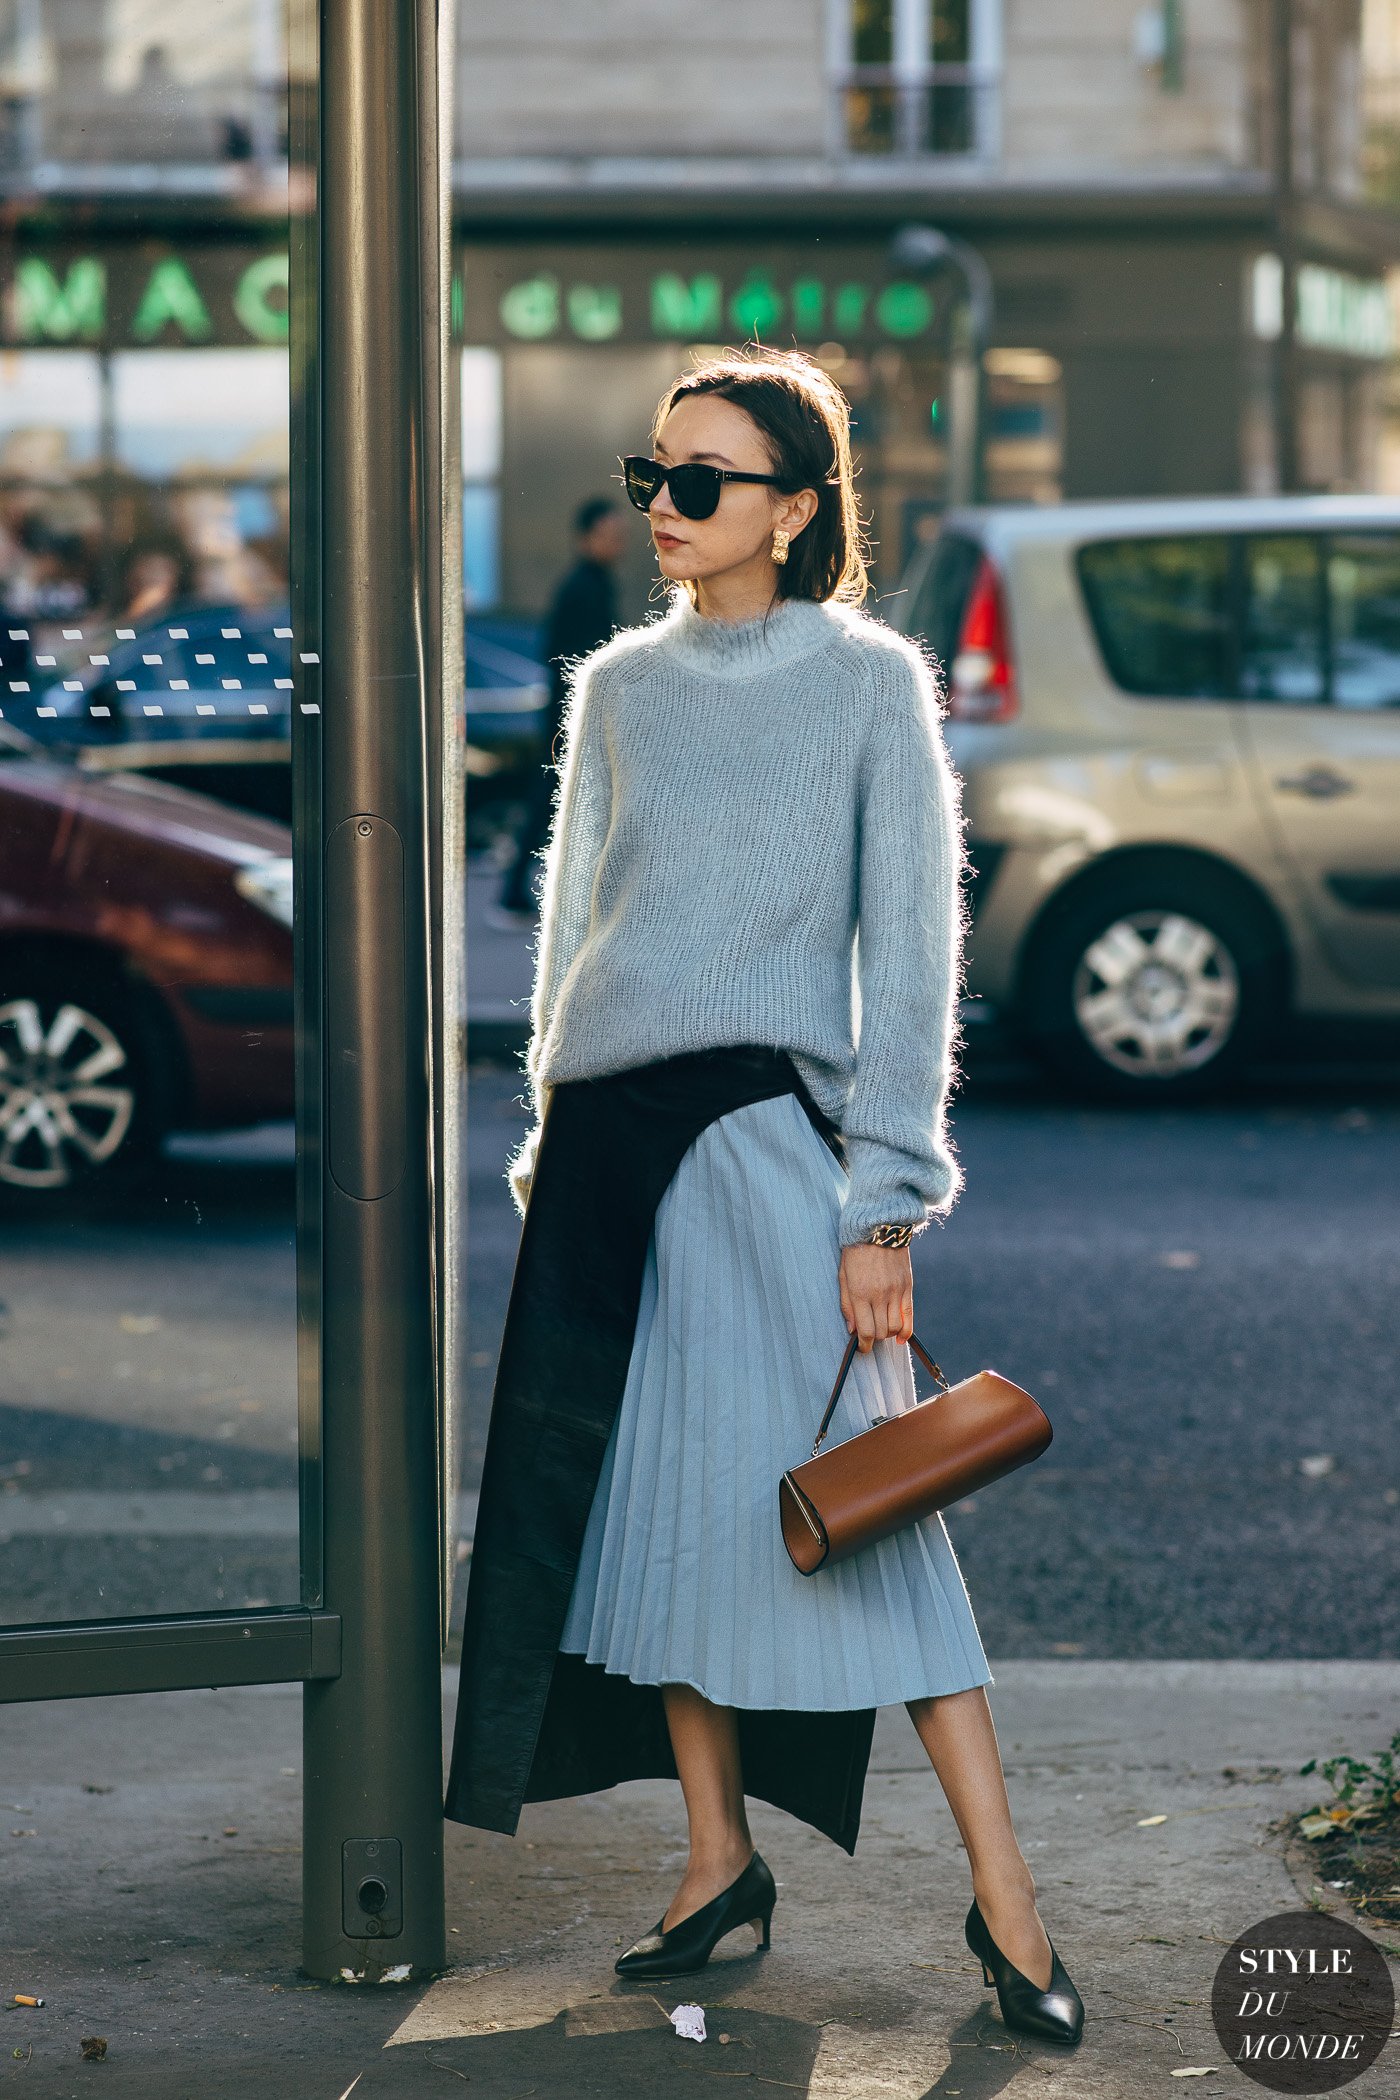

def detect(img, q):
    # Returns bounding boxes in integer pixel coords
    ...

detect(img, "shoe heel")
[751,1912,773,1951]
[979,1960,995,1987]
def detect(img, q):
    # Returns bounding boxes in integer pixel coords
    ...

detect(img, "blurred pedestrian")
[449,348,1084,2047]
[487,495,626,929]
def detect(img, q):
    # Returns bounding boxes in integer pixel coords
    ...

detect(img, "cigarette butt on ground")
[12,1995,44,2008]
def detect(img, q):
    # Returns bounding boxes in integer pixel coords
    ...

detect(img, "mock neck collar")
[653,588,842,679]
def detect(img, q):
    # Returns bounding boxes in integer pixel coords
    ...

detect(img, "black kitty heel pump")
[615,1850,776,1980]
[965,1896,1084,2045]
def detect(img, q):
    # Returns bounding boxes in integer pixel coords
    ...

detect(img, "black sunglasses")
[619,454,788,522]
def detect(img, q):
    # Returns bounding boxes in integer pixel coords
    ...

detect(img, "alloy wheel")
[0,997,137,1190]
[1070,910,1240,1080]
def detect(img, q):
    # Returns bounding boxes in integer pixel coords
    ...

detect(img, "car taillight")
[948,556,1018,722]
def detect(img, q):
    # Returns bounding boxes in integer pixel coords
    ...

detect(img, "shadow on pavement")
[360,1997,824,2096]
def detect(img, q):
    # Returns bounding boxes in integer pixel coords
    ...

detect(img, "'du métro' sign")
[486,268,937,346]
[0,246,947,352]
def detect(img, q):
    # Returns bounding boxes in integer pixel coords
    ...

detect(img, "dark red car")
[0,728,293,1198]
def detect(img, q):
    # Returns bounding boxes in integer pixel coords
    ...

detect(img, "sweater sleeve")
[836,642,967,1248]
[504,655,613,1216]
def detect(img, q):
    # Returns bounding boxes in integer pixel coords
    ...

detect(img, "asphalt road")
[1,1059,1397,1654]
[464,1056,1400,1662]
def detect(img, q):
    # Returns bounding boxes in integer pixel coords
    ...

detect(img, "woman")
[445,348,1084,2047]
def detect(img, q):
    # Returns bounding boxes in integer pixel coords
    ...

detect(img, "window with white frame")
[833,0,1001,158]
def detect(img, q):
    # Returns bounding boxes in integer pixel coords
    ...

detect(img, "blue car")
[31,603,295,744]
[12,605,547,821]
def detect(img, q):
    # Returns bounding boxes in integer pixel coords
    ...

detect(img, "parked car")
[13,604,548,823]
[8,601,297,822]
[893,496,1400,1095]
[0,726,293,1199]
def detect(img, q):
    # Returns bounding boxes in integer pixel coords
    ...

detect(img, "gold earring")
[771,528,790,566]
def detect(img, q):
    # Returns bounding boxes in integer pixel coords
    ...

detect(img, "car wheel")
[1023,872,1283,1098]
[0,976,159,1199]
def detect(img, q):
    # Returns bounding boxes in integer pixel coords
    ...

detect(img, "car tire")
[1022,868,1285,1099]
[0,967,167,1204]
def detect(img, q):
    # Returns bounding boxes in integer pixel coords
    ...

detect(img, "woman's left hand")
[839,1243,914,1353]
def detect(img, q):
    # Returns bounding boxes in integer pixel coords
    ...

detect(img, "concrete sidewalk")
[3,1661,1396,2098]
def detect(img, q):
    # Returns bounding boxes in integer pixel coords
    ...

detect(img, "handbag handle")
[812,1329,949,1457]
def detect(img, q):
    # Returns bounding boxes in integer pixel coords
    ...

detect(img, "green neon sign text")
[567,283,622,341]
[651,273,723,336]
[234,253,290,343]
[496,271,939,345]
[132,259,213,342]
[16,258,106,342]
[500,274,560,339]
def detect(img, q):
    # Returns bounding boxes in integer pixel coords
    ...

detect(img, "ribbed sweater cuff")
[837,1137,960,1247]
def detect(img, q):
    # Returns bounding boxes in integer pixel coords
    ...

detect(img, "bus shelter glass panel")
[0,0,310,1629]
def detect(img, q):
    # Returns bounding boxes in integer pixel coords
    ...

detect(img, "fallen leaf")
[79,2037,108,2061]
[1137,1814,1169,1827]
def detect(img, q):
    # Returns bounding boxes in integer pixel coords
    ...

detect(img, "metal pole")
[302,0,446,1980]
[419,0,467,1641]
[1272,0,1299,493]
[888,224,993,505]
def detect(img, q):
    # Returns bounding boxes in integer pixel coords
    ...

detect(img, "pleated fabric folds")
[559,1091,993,1711]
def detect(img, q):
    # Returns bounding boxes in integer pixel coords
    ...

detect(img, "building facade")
[0,0,1398,623]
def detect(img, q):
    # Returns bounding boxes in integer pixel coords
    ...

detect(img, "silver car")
[893,496,1400,1095]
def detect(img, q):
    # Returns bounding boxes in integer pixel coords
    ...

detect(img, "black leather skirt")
[444,1043,877,1853]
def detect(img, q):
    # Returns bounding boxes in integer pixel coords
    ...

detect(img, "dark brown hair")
[651,347,869,606]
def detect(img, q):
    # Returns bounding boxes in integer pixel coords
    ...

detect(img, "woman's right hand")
[838,1242,914,1353]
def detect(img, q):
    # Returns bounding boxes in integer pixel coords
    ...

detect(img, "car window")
[1240,535,1325,705]
[113,642,182,693]
[1076,536,1233,698]
[183,624,289,697]
[904,532,983,673]
[114,624,289,739]
[1328,533,1400,709]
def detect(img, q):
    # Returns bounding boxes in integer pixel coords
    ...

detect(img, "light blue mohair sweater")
[505,586,968,1246]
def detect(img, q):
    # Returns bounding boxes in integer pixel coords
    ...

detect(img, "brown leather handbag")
[779,1332,1052,1575]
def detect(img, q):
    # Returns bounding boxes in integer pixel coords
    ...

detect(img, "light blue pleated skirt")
[558,1089,994,1711]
